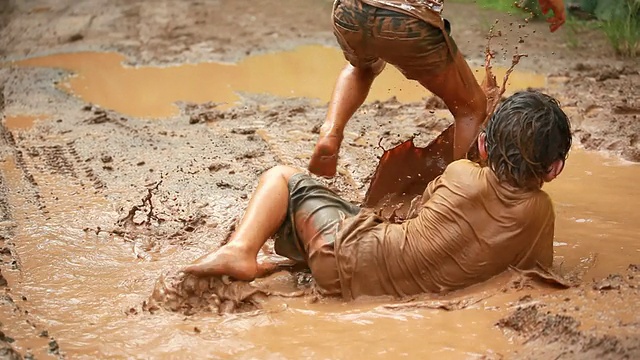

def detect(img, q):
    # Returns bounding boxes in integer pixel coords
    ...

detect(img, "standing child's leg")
[416,51,487,160]
[308,60,385,178]
[183,165,302,280]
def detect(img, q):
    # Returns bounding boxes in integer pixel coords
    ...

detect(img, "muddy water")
[12,45,546,118]
[3,140,639,359]
[546,149,640,279]
[3,115,48,130]
[4,46,637,358]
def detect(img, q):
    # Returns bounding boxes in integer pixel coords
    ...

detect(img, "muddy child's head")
[477,91,572,189]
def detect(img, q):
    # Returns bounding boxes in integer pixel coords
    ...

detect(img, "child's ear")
[543,159,565,182]
[477,132,488,161]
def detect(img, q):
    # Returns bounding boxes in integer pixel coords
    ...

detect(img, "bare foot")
[182,245,258,281]
[308,134,343,178]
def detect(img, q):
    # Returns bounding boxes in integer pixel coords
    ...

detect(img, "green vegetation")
[600,0,639,57]
[563,17,601,50]
[451,0,541,17]
[451,0,639,57]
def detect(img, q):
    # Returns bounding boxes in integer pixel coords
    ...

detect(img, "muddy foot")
[308,134,342,178]
[182,246,258,281]
[255,258,298,278]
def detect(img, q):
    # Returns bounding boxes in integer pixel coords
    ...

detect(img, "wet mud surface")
[0,0,639,358]
[498,265,640,360]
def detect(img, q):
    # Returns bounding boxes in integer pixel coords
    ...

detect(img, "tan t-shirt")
[334,160,555,300]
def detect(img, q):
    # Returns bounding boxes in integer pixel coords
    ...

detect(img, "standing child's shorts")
[332,0,458,79]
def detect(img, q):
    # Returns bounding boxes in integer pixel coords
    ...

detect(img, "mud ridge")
[498,265,640,360]
[499,304,640,359]
[143,270,307,316]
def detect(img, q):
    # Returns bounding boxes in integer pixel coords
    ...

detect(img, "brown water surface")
[545,150,640,279]
[13,45,546,118]
[3,115,48,130]
[4,46,637,359]
[3,145,638,358]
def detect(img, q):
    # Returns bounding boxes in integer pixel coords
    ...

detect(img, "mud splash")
[11,45,547,118]
[363,35,525,219]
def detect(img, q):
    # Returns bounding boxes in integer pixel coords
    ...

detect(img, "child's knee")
[262,165,302,182]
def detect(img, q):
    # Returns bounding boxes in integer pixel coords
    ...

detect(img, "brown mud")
[497,264,640,359]
[0,0,639,359]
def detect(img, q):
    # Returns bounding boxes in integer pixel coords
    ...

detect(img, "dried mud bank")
[0,0,336,65]
[551,64,640,162]
[499,265,640,360]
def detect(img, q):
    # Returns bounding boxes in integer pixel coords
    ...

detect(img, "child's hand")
[537,0,566,32]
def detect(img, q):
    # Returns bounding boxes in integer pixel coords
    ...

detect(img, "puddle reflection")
[14,45,547,118]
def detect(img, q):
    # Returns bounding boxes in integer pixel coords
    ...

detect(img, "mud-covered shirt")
[334,160,555,299]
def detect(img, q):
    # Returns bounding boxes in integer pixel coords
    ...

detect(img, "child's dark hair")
[484,91,571,189]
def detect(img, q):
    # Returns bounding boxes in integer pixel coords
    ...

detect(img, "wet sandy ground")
[1,0,639,359]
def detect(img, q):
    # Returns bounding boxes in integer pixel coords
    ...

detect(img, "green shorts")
[273,173,360,294]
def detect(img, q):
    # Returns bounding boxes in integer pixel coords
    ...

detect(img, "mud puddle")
[3,44,637,359]
[545,149,640,279]
[3,134,639,359]
[11,45,546,118]
[3,115,49,131]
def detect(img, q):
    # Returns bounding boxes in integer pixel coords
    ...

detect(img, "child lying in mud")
[183,90,571,299]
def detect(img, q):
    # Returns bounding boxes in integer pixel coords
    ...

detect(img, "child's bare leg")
[308,60,385,178]
[417,52,487,160]
[183,165,301,280]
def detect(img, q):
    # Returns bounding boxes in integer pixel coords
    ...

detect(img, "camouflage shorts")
[332,0,458,79]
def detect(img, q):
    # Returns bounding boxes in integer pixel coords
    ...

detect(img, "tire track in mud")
[8,112,114,216]
[0,84,21,271]
[24,141,106,192]
[0,83,65,359]
[0,122,47,215]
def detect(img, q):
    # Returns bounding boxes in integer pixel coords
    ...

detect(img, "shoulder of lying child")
[441,159,483,182]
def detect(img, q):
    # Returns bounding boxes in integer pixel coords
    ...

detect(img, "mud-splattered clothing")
[273,160,555,299]
[332,0,457,78]
[334,160,555,299]
[362,0,444,14]
[274,173,360,295]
